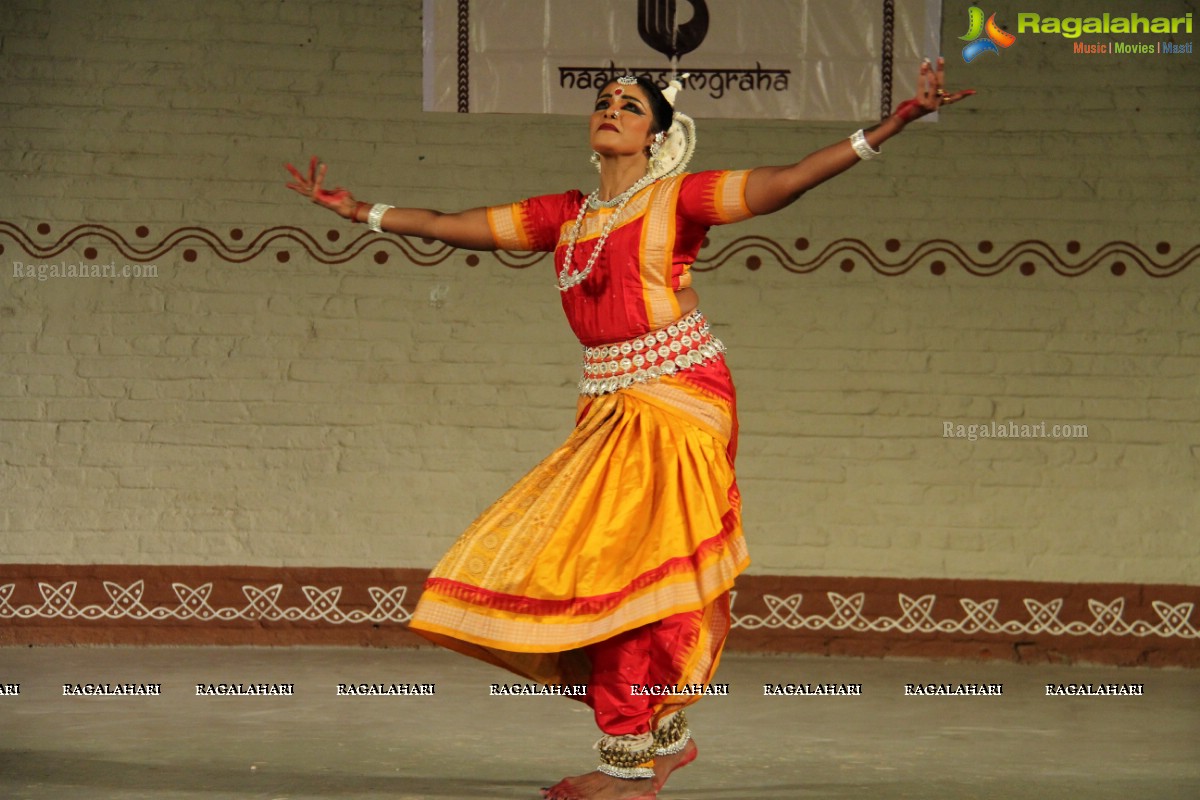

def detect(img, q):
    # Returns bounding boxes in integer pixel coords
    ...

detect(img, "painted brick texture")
[1,0,1196,586]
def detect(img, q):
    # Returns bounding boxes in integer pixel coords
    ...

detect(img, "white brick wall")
[1,0,1196,584]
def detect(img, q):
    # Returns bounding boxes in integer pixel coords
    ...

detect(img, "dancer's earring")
[647,132,665,175]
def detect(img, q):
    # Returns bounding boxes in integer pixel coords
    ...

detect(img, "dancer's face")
[590,82,656,158]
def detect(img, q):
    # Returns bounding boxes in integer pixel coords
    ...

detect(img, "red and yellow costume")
[410,169,755,736]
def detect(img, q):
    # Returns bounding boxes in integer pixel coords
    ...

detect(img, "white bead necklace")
[557,173,660,292]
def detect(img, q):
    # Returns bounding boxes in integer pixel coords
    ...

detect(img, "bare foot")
[541,769,656,800]
[652,738,698,791]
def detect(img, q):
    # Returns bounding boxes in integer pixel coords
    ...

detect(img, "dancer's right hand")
[284,156,358,219]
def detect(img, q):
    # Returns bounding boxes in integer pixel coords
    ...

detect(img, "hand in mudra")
[895,57,975,123]
[284,156,357,219]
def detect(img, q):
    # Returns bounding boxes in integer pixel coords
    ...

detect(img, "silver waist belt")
[578,310,726,397]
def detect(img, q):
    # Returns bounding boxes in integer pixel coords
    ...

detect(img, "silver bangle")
[367,203,393,232]
[849,129,881,160]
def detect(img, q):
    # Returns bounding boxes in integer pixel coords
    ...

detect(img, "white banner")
[423,0,942,121]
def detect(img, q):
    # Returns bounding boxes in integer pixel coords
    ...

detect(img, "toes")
[540,778,579,800]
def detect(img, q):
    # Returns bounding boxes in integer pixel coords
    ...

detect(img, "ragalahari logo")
[960,6,1017,62]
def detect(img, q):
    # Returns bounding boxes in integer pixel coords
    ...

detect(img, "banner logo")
[637,0,710,61]
[960,7,1017,62]
[423,0,936,120]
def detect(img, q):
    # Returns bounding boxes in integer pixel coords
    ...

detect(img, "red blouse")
[487,170,754,347]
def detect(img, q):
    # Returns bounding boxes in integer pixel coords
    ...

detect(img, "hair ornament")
[646,112,695,180]
[645,74,694,180]
[661,73,690,108]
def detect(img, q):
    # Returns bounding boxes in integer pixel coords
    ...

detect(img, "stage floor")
[1,646,1197,799]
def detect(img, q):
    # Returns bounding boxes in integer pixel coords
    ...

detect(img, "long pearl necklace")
[557,173,660,292]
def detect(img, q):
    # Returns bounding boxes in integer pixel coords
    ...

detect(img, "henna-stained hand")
[284,156,357,219]
[895,57,975,123]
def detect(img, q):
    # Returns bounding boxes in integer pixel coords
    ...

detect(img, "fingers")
[925,57,944,102]
[914,57,975,112]
[283,157,334,203]
[314,163,328,195]
[284,162,312,197]
[931,57,952,107]
[284,156,357,217]
[940,89,976,107]
[923,59,941,110]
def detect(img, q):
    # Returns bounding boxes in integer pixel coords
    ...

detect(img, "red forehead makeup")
[614,88,623,96]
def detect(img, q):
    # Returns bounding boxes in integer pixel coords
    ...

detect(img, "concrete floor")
[0,646,1197,799]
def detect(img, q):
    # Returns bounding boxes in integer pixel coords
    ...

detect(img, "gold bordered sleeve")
[676,170,755,226]
[486,191,584,253]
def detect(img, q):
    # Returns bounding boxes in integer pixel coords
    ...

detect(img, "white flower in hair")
[649,74,695,180]
[662,73,689,107]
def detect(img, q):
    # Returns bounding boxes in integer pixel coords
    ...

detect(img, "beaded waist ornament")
[578,310,726,396]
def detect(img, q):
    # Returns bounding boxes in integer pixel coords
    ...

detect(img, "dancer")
[286,58,971,800]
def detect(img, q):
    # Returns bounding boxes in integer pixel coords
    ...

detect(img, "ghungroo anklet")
[594,732,656,780]
[653,711,692,756]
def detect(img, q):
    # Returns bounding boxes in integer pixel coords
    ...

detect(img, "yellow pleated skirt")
[409,362,749,686]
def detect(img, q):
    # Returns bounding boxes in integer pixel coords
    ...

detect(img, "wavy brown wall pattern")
[1,222,1194,277]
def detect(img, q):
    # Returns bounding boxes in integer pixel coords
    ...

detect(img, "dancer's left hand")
[894,57,975,123]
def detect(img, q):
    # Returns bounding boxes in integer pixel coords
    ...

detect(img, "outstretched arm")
[284,156,498,251]
[744,57,974,216]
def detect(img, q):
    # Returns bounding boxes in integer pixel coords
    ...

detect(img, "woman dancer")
[287,58,971,800]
